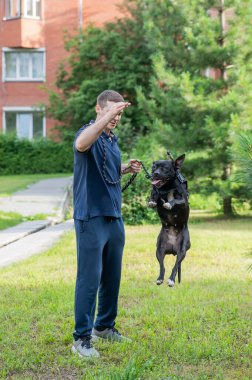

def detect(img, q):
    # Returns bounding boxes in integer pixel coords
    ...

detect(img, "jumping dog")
[149,153,191,287]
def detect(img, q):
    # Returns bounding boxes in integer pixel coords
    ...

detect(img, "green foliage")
[189,192,222,212]
[0,134,72,174]
[136,0,252,214]
[232,132,252,193]
[45,0,252,216]
[47,2,153,152]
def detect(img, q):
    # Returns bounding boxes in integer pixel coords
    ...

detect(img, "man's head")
[96,90,126,132]
[97,90,124,109]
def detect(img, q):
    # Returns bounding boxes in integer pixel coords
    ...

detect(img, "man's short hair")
[97,90,124,109]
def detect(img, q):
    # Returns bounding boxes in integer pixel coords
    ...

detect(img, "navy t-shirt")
[73,121,122,220]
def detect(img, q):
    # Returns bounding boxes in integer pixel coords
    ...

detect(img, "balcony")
[1,0,44,48]
[3,0,41,20]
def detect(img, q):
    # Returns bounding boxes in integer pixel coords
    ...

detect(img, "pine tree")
[136,0,252,215]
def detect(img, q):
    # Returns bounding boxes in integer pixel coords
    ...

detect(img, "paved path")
[0,177,72,217]
[0,220,52,248]
[0,177,74,268]
[0,220,74,268]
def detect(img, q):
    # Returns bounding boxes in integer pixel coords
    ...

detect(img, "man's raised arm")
[75,102,130,152]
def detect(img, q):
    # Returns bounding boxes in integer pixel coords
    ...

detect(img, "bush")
[0,134,73,174]
[121,152,159,225]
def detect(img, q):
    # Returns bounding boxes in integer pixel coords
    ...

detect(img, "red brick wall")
[0,0,123,137]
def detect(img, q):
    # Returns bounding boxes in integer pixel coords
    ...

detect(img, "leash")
[121,160,152,192]
[100,135,152,192]
[101,136,186,194]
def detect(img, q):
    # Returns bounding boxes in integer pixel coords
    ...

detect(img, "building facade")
[0,0,122,139]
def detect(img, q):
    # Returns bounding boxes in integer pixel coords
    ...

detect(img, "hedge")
[0,134,73,174]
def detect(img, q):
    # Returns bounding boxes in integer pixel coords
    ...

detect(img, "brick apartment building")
[0,0,123,139]
[0,1,233,141]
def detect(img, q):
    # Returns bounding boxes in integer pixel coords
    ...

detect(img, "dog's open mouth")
[151,178,166,188]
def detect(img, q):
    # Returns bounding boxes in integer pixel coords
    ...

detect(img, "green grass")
[0,211,24,231]
[0,211,49,231]
[0,173,72,197]
[0,173,72,230]
[0,218,251,379]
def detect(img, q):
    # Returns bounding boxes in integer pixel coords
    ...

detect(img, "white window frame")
[3,106,46,140]
[23,0,41,19]
[3,0,42,20]
[2,47,46,82]
[4,0,21,20]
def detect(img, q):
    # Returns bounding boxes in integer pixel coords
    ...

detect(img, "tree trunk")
[223,196,233,216]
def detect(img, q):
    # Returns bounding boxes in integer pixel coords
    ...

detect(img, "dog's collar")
[175,170,186,183]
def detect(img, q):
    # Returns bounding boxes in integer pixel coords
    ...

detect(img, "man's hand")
[100,101,131,121]
[122,159,142,175]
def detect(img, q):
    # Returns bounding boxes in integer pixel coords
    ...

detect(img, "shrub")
[0,134,73,174]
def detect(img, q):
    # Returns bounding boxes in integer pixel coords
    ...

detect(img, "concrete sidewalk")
[0,177,72,218]
[0,220,52,248]
[0,176,74,268]
[0,219,74,268]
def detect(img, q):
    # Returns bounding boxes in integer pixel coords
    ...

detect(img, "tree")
[47,0,252,217]
[47,1,153,152]
[136,0,252,215]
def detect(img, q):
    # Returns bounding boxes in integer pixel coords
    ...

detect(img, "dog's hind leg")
[156,247,165,285]
[168,228,190,286]
[168,253,182,287]
[156,228,170,285]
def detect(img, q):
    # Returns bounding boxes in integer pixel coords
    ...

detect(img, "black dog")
[150,154,191,287]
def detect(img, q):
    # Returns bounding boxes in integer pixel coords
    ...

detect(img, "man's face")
[97,101,123,131]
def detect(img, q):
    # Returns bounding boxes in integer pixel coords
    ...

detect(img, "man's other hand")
[123,159,142,174]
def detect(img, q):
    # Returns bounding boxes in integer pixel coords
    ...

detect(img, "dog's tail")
[178,263,181,283]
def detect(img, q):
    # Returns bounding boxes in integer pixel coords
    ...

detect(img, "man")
[72,90,142,358]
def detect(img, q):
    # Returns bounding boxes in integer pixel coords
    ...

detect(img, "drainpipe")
[79,0,83,29]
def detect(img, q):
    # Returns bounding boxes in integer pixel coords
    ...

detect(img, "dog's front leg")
[163,191,174,210]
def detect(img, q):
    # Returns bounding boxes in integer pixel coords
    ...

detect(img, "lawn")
[0,174,72,230]
[0,211,24,231]
[0,173,72,197]
[0,218,251,379]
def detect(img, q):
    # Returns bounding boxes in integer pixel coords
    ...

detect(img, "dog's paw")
[168,279,175,287]
[156,279,163,285]
[148,201,157,208]
[163,202,172,210]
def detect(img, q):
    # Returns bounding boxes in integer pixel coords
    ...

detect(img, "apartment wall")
[0,0,123,137]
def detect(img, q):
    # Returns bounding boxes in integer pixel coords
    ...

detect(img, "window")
[4,0,41,19]
[4,109,45,140]
[3,48,45,81]
[24,0,41,18]
[5,0,21,18]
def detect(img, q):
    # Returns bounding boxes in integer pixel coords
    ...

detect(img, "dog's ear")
[175,154,185,169]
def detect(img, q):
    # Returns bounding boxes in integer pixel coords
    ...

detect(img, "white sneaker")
[71,336,100,358]
[92,327,132,342]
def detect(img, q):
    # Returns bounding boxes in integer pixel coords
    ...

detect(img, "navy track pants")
[73,216,125,340]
